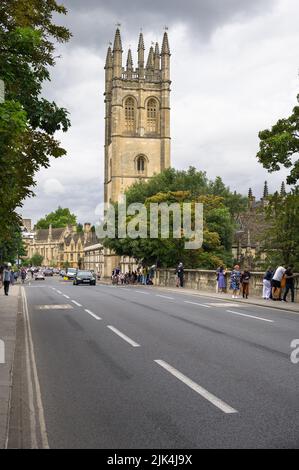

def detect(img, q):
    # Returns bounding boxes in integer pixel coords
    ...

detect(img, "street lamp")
[235,230,245,264]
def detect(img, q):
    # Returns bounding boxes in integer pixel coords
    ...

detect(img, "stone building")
[103,28,171,276]
[24,223,94,268]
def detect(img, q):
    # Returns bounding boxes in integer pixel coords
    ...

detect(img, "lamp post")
[235,230,245,264]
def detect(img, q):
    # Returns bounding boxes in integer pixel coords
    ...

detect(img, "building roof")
[35,227,65,241]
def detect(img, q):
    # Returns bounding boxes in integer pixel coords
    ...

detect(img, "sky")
[21,0,299,226]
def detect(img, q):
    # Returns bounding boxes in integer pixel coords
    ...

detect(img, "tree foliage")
[257,93,299,185]
[260,188,299,270]
[30,252,44,267]
[102,169,241,268]
[35,207,77,229]
[0,0,71,254]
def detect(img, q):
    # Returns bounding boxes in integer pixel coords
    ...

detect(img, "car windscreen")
[77,271,92,276]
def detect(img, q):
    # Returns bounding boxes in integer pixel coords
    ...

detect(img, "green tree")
[260,188,299,270]
[35,207,77,229]
[0,0,71,253]
[257,93,299,185]
[102,170,237,268]
[30,252,44,267]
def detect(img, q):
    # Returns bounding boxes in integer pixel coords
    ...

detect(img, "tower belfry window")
[125,97,135,132]
[136,156,146,173]
[147,98,158,133]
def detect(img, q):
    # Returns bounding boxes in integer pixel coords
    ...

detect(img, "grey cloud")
[61,0,274,50]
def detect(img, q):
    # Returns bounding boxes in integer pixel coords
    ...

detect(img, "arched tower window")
[124,97,135,132]
[147,98,158,133]
[136,155,147,174]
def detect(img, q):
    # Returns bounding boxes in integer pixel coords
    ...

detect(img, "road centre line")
[134,290,149,295]
[156,295,175,300]
[226,310,274,323]
[63,294,70,299]
[71,300,82,307]
[184,300,211,308]
[154,360,237,414]
[85,309,102,320]
[56,290,62,294]
[107,325,140,347]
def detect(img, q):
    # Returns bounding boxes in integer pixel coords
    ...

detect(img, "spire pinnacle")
[161,31,170,54]
[263,181,268,198]
[126,49,133,70]
[248,187,253,198]
[280,181,286,196]
[105,46,113,69]
[146,46,154,70]
[154,42,160,70]
[113,28,122,52]
[137,32,145,51]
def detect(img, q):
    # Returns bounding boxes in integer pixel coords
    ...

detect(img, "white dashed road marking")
[71,300,82,307]
[184,300,210,308]
[155,360,238,414]
[63,294,70,299]
[107,326,140,347]
[156,295,175,300]
[226,310,273,323]
[85,309,102,320]
[134,290,149,295]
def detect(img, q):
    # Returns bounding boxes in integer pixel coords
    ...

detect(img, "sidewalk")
[99,279,299,313]
[0,285,19,449]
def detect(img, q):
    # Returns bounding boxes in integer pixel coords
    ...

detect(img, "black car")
[73,270,96,286]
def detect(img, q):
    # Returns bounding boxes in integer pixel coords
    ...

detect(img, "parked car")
[59,269,66,277]
[73,270,96,286]
[35,271,45,281]
[65,268,77,280]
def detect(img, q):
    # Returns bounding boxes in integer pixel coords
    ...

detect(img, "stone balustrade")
[154,269,298,301]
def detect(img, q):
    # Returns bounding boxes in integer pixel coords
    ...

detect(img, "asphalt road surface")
[15,276,299,448]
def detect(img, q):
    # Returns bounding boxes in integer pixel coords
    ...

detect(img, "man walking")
[3,264,11,296]
[176,262,184,288]
[283,265,295,302]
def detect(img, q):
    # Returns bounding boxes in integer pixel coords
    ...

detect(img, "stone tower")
[104,28,171,204]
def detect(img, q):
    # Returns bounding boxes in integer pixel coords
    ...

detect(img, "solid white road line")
[63,294,70,299]
[134,290,149,295]
[154,360,237,414]
[226,310,273,323]
[156,294,175,300]
[85,309,102,320]
[107,325,140,347]
[21,287,50,448]
[71,300,82,307]
[184,300,210,308]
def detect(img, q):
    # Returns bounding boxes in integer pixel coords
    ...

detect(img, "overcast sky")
[21,0,299,226]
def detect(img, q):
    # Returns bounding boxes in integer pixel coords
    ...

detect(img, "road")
[10,276,299,448]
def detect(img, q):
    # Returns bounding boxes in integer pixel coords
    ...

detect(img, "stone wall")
[154,269,298,301]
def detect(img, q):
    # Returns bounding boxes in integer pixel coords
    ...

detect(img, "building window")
[147,98,158,133]
[136,155,146,174]
[125,97,135,132]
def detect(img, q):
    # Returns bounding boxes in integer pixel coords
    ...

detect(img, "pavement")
[1,276,299,448]
[0,284,19,449]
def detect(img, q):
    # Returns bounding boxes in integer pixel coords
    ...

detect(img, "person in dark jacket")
[241,269,251,299]
[176,262,184,287]
[283,265,295,302]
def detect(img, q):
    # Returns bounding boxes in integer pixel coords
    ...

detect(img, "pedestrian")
[3,264,11,296]
[271,265,286,301]
[230,265,241,298]
[262,267,273,300]
[176,262,184,288]
[21,268,26,284]
[283,265,295,303]
[217,266,226,293]
[241,268,251,299]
